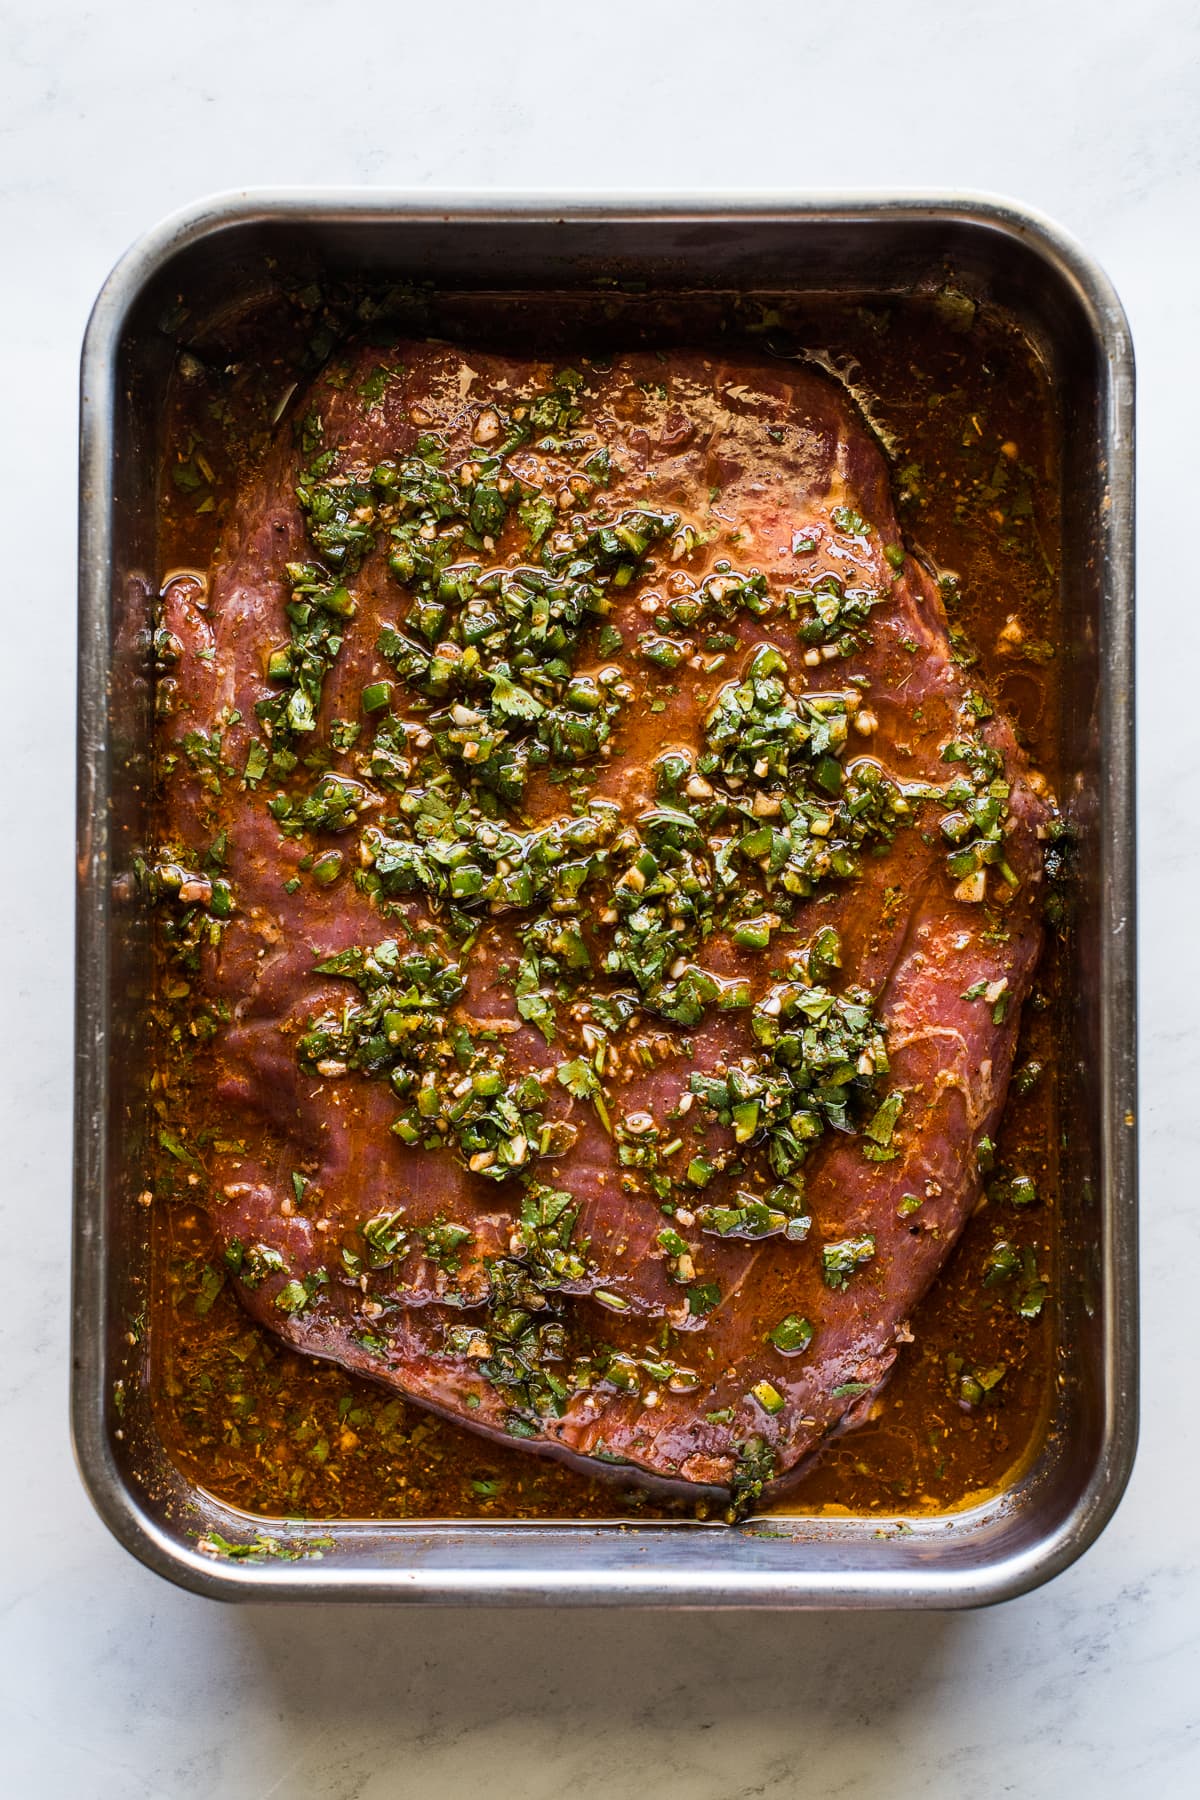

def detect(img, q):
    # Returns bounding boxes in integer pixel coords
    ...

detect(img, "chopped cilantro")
[821,1236,876,1291]
[767,1314,813,1354]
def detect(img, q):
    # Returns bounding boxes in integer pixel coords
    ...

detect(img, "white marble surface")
[2,0,1196,1793]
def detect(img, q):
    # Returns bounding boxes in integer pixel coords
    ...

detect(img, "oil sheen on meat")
[155,343,1047,1508]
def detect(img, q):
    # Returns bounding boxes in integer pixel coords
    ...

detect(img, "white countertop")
[2,1,1195,1793]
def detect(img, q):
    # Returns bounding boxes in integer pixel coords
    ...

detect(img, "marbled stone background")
[2,1,1194,1792]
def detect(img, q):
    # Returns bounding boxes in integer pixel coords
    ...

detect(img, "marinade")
[145,283,1063,1523]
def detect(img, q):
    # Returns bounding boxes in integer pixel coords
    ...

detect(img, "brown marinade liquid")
[149,285,1062,1522]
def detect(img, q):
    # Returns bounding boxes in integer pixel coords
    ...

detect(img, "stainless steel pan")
[73,193,1136,1604]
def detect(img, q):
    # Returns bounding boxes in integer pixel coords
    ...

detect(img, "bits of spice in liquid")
[146,284,1062,1522]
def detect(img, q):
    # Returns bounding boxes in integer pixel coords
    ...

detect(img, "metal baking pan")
[74,192,1136,1605]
